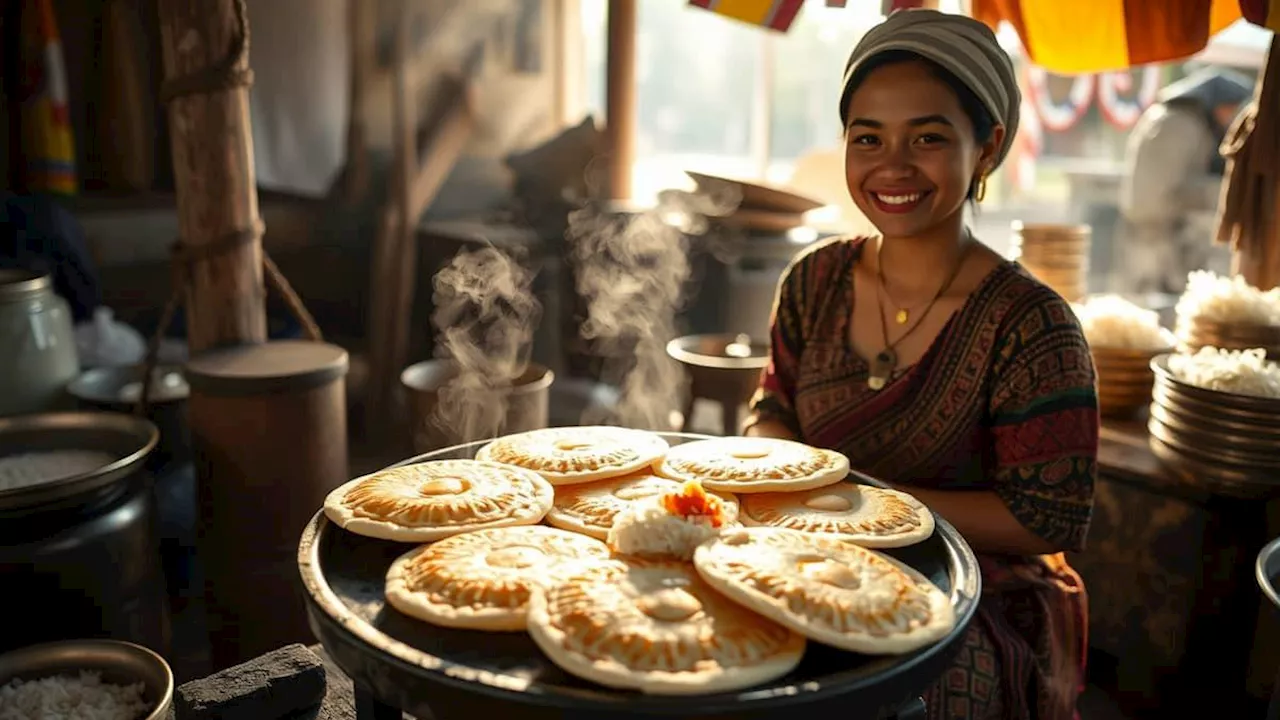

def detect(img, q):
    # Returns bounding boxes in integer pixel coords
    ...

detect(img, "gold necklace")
[876,243,965,325]
[867,241,970,391]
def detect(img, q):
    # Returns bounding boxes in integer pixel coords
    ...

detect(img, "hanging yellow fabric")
[969,0,1243,73]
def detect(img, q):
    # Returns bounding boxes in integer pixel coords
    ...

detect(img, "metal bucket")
[400,360,553,453]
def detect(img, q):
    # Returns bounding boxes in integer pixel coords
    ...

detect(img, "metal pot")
[0,412,170,657]
[400,360,553,453]
[0,270,80,417]
[67,365,197,600]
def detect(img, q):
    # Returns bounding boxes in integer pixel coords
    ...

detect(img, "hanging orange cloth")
[17,0,77,195]
[970,0,1242,73]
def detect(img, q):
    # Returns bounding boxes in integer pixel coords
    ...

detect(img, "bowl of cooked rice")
[0,639,172,720]
[1174,271,1280,359]
[1073,295,1175,417]
[1147,347,1280,498]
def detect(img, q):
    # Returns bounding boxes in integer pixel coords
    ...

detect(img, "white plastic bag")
[74,307,147,368]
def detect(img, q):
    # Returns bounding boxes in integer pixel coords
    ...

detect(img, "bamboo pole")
[156,0,266,352]
[605,0,637,200]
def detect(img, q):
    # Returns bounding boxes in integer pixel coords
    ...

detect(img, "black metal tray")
[298,433,981,720]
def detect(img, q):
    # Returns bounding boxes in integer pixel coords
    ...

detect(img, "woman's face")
[843,59,1003,240]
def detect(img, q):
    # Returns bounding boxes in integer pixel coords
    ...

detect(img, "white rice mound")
[1168,346,1280,399]
[0,451,118,493]
[0,671,149,720]
[1071,295,1171,350]
[1176,270,1280,326]
[606,498,733,561]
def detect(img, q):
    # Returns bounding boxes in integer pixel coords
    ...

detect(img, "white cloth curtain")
[246,0,351,198]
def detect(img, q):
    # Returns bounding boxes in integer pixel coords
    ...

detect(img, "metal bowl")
[667,334,770,407]
[0,412,159,512]
[1147,430,1278,500]
[1255,535,1280,611]
[0,639,173,720]
[67,366,190,407]
[1150,354,1280,415]
[1148,414,1279,467]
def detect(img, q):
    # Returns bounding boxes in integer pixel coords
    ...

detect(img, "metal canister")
[0,270,80,416]
[0,412,169,657]
[185,340,349,668]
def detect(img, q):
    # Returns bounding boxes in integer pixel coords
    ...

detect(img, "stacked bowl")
[1091,337,1173,417]
[1010,222,1091,303]
[1174,315,1280,360]
[1148,354,1280,499]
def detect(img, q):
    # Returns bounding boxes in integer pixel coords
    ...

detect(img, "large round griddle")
[298,433,981,720]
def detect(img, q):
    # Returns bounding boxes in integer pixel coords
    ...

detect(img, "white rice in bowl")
[0,451,118,493]
[1071,295,1171,350]
[0,670,150,720]
[1175,270,1280,326]
[1167,347,1280,399]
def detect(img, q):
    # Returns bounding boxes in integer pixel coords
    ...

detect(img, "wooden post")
[157,0,266,353]
[605,0,637,200]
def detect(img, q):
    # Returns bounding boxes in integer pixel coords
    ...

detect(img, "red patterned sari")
[747,237,1097,720]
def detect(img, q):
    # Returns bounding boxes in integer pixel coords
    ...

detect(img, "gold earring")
[974,173,988,203]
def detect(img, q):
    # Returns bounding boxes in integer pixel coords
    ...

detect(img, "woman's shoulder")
[985,264,1089,350]
[784,235,869,280]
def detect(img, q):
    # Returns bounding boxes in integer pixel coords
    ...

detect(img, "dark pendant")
[868,348,897,391]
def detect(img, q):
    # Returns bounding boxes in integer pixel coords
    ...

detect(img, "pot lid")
[185,340,349,397]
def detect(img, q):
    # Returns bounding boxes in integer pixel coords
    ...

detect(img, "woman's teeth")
[874,193,922,205]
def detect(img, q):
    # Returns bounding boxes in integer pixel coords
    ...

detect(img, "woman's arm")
[884,486,1056,556]
[744,418,798,440]
[740,247,816,438]
[972,292,1099,556]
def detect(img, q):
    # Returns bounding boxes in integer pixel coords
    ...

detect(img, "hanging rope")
[138,0,322,416]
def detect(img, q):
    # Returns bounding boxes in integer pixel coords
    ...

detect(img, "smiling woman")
[745,9,1099,720]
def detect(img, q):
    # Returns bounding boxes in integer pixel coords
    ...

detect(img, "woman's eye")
[915,133,947,145]
[850,134,880,146]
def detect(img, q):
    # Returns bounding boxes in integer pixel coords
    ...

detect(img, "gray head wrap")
[839,9,1020,170]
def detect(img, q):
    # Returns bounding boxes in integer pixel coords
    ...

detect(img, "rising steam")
[567,183,741,430]
[430,244,541,443]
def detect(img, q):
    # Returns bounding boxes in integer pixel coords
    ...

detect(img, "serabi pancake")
[693,527,954,655]
[526,556,806,695]
[546,472,739,540]
[323,459,553,542]
[656,437,849,493]
[385,525,610,631]
[739,483,934,548]
[475,426,670,485]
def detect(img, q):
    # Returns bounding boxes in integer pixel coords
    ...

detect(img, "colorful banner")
[18,0,77,195]
[687,0,806,32]
[971,0,1242,73]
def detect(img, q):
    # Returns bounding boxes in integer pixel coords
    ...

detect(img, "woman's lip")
[868,190,930,214]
